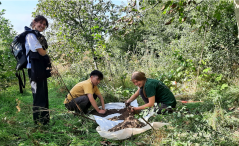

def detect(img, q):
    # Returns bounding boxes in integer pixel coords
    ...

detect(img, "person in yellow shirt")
[64,70,106,114]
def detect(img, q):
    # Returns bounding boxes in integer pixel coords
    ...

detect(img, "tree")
[113,0,237,36]
[109,0,239,85]
[0,1,17,91]
[35,0,121,69]
[138,0,239,41]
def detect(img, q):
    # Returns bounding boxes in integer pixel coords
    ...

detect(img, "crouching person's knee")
[155,103,174,114]
[65,103,74,111]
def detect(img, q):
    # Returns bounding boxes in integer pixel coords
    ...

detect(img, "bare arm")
[87,94,99,112]
[96,93,105,110]
[87,93,106,114]
[134,96,155,111]
[36,48,46,56]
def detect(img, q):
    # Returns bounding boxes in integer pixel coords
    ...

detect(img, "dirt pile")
[89,108,146,132]
[89,108,126,118]
[108,114,146,132]
[108,108,130,120]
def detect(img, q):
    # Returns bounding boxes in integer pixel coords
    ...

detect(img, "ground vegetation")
[1,0,239,145]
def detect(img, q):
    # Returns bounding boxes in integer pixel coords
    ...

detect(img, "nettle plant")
[148,50,196,93]
[116,86,137,99]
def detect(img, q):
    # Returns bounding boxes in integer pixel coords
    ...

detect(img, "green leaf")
[179,17,182,23]
[213,12,221,21]
[220,84,228,90]
[215,74,223,82]
[191,19,196,26]
[164,1,172,10]
[176,66,183,72]
[140,7,145,10]
[131,8,138,12]
[203,68,211,73]
[140,20,144,26]
[177,112,181,117]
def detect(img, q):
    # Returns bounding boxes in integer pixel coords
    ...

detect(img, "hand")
[125,99,131,107]
[99,107,105,110]
[98,109,106,114]
[129,107,140,114]
[130,107,134,113]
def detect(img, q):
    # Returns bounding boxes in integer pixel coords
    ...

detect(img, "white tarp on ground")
[89,100,169,140]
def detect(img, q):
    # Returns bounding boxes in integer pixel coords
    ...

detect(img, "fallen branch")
[140,116,155,131]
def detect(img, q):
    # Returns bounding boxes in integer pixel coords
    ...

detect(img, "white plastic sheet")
[90,100,169,140]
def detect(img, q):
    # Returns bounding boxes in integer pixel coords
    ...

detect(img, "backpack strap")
[15,49,31,93]
[15,70,26,93]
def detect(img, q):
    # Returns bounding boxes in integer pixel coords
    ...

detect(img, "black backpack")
[10,26,46,93]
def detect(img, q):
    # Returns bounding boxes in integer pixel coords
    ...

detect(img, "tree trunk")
[91,47,98,70]
[234,0,239,38]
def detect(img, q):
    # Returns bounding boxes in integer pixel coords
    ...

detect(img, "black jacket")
[26,26,51,81]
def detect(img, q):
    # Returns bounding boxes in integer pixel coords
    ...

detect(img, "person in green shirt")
[125,71,176,114]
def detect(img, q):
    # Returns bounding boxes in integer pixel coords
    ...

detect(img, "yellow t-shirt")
[64,78,101,104]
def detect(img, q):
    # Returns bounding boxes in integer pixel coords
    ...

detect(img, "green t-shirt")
[144,78,176,107]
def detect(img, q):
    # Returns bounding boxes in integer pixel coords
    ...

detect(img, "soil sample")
[89,108,126,117]
[89,107,147,132]
[107,108,146,132]
[108,115,146,132]
[108,108,130,120]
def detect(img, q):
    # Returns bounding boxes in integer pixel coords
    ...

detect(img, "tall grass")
[1,45,239,145]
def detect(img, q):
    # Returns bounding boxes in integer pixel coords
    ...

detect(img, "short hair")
[90,70,103,80]
[30,15,49,28]
[131,71,146,81]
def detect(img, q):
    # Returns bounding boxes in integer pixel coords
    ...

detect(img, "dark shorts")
[65,94,97,114]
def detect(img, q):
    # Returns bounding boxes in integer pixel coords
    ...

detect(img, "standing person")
[64,70,106,114]
[26,15,50,125]
[125,72,176,114]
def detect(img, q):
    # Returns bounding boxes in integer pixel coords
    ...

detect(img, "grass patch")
[1,76,239,145]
